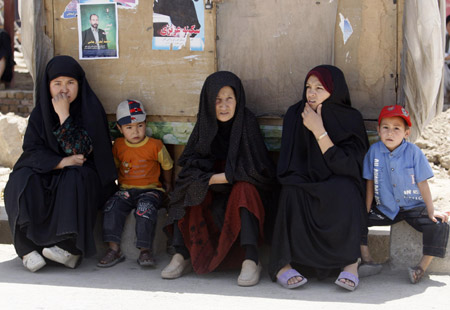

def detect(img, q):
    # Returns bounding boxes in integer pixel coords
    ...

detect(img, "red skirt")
[178,181,264,274]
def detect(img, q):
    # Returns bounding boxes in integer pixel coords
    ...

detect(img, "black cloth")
[269,65,369,280]
[0,29,14,82]
[4,55,117,257]
[166,71,276,225]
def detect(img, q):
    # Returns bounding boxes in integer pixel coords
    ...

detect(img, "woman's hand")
[302,103,326,137]
[208,173,228,185]
[52,93,71,124]
[55,154,86,169]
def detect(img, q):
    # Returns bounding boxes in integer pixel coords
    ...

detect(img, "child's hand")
[52,93,71,124]
[430,210,449,223]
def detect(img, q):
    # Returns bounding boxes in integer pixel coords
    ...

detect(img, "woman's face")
[215,86,237,122]
[305,75,331,111]
[49,76,79,104]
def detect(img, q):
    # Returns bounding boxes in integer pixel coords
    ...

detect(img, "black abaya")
[4,56,117,258]
[269,65,369,280]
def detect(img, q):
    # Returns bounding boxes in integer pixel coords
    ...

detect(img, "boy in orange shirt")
[98,99,173,267]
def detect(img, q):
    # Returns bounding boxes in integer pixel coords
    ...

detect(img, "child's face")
[215,86,237,122]
[305,75,331,111]
[49,76,79,104]
[118,121,146,144]
[377,116,410,152]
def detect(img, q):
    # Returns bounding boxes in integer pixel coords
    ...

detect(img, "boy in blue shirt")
[360,105,449,284]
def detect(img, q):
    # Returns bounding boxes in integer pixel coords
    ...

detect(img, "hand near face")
[302,102,326,136]
[52,93,71,123]
[49,76,79,125]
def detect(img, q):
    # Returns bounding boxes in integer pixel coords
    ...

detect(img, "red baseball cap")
[378,105,412,127]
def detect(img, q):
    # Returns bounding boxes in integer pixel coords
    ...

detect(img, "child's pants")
[102,188,163,250]
[361,206,449,258]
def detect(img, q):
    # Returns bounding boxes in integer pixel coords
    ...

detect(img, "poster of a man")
[78,2,119,59]
[82,14,108,50]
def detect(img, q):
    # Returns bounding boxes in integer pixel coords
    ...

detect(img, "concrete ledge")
[390,221,450,273]
[0,205,13,244]
[368,226,390,263]
[94,209,168,260]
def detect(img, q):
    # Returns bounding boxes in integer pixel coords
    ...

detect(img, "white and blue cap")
[116,99,146,126]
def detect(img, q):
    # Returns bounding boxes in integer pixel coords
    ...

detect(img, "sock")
[175,245,190,260]
[244,245,258,265]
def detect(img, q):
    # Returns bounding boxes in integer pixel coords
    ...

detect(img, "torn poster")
[62,0,138,19]
[339,13,353,45]
[152,0,205,51]
[78,2,119,59]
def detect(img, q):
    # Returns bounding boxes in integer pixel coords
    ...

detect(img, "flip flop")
[276,268,307,289]
[335,271,359,291]
[408,266,425,284]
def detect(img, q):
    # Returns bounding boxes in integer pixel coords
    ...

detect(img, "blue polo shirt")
[363,140,433,220]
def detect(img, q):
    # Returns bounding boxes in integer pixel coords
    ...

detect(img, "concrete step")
[1,203,390,265]
[0,203,13,244]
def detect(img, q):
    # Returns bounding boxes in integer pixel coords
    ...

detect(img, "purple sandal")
[276,268,308,289]
[335,271,359,291]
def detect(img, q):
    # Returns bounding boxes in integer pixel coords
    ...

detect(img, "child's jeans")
[102,188,163,250]
[361,206,449,258]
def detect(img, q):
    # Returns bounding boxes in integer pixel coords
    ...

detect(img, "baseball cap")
[116,99,146,126]
[378,105,412,127]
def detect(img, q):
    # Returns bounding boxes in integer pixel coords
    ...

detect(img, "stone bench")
[390,221,450,272]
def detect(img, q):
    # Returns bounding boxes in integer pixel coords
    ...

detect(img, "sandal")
[97,248,125,268]
[335,271,359,291]
[276,268,307,289]
[408,266,425,284]
[137,249,156,267]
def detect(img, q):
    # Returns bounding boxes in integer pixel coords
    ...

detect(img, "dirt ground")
[415,109,450,213]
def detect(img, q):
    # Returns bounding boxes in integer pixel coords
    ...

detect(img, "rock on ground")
[0,113,27,168]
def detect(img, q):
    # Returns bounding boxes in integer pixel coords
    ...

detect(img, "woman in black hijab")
[4,55,117,272]
[269,65,369,291]
[162,71,276,286]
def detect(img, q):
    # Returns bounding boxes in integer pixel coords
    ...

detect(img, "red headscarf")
[306,67,334,94]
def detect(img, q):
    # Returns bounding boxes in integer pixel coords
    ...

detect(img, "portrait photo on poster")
[77,2,119,60]
[152,0,205,51]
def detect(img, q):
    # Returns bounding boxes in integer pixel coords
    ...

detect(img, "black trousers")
[361,206,449,258]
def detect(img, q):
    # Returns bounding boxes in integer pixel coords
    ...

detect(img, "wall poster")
[152,0,205,51]
[77,2,119,59]
[62,1,138,19]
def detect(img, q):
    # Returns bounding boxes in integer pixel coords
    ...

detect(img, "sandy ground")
[415,109,450,213]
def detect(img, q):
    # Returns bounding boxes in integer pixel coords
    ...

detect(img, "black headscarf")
[277,65,369,193]
[14,55,117,185]
[167,71,276,221]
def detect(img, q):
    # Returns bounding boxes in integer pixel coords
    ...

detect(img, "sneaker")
[22,251,46,272]
[161,253,192,279]
[42,246,80,268]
